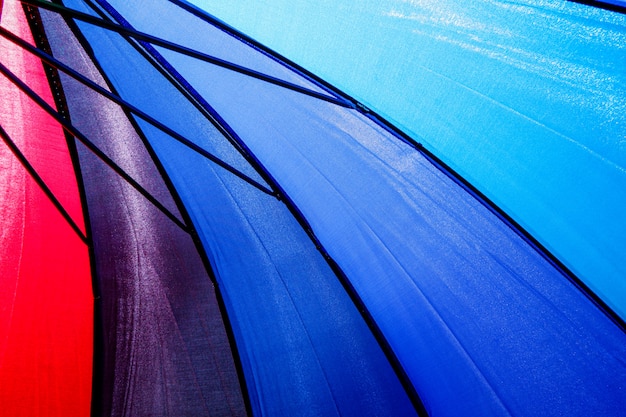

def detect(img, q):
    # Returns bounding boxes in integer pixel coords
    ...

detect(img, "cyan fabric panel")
[126,3,626,416]
[62,1,419,415]
[41,9,247,416]
[189,0,626,321]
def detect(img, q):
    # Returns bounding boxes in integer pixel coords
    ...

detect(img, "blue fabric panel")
[189,0,626,322]
[59,1,268,191]
[41,10,247,415]
[594,0,626,7]
[63,1,418,415]
[122,5,626,417]
[96,0,335,98]
[141,121,417,417]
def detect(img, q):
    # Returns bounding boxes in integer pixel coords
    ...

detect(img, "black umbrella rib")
[0,26,275,198]
[19,0,353,108]
[567,0,626,14]
[0,60,190,233]
[0,124,88,244]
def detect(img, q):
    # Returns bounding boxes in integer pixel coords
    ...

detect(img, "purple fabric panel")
[40,9,182,221]
[41,11,246,416]
[78,144,245,416]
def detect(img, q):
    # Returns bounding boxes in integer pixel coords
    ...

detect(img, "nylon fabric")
[189,0,626,321]
[96,0,336,99]
[593,0,626,7]
[40,8,183,225]
[0,1,92,415]
[63,0,269,192]
[0,0,84,232]
[77,141,247,417]
[61,0,419,415]
[40,10,247,416]
[167,54,626,416]
[5,0,624,416]
[141,120,418,417]
[124,3,626,416]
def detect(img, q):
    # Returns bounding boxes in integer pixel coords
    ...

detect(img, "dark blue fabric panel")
[590,0,626,8]
[126,7,626,417]
[42,9,247,415]
[63,1,419,415]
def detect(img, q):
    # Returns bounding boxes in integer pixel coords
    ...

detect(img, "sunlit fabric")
[71,0,626,415]
[0,1,92,416]
[192,0,626,321]
[1,0,625,416]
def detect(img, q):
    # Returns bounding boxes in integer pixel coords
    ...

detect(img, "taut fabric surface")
[41,9,247,416]
[0,2,92,415]
[100,0,626,415]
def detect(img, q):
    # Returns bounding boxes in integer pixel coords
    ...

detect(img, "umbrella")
[1,0,625,416]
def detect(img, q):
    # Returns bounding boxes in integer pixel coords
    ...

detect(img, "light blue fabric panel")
[189,0,626,321]
[94,0,335,97]
[115,2,626,415]
[62,1,419,415]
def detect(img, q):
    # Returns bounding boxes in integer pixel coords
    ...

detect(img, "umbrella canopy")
[1,1,625,416]
[193,0,626,321]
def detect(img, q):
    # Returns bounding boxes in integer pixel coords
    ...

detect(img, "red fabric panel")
[0,1,93,416]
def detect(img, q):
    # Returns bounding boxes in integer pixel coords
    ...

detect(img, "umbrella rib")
[0,124,88,244]
[0,26,276,198]
[21,11,256,414]
[80,0,293,205]
[19,0,353,108]
[566,0,626,14]
[0,60,190,233]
